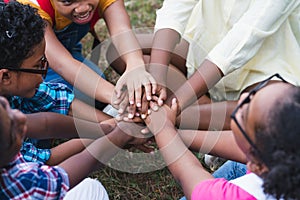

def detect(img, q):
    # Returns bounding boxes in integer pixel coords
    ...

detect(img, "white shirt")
[155,0,300,100]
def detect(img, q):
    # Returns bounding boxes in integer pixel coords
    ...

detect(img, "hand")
[144,98,178,135]
[114,67,157,110]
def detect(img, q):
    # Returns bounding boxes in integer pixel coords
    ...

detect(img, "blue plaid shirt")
[0,153,69,200]
[7,82,74,163]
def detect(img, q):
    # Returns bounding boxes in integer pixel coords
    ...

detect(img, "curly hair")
[252,85,300,199]
[0,0,46,68]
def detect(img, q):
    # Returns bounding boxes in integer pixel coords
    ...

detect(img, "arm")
[178,129,246,164]
[43,23,114,104]
[104,0,156,108]
[58,121,148,188]
[26,112,114,139]
[145,99,214,198]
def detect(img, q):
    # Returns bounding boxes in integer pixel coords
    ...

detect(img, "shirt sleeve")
[154,0,197,35]
[191,178,256,200]
[207,0,300,75]
[98,0,118,14]
[6,157,69,200]
[24,82,74,115]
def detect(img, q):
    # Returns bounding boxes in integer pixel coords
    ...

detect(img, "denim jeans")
[179,160,247,200]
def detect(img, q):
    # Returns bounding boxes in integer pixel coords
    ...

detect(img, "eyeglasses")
[1,55,49,79]
[230,73,287,154]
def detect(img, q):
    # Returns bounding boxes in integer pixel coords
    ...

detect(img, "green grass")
[81,1,187,199]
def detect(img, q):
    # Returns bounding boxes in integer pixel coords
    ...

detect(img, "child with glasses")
[0,1,126,165]
[116,0,300,129]
[0,96,149,199]
[144,74,300,199]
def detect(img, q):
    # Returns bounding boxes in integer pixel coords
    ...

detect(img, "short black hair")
[0,1,46,68]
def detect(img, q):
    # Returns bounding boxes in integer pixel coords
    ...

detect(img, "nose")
[74,3,89,14]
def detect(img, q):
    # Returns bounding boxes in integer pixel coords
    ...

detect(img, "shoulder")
[98,0,118,14]
[1,153,69,199]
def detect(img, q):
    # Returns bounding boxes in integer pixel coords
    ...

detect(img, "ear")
[0,69,12,85]
[247,160,268,176]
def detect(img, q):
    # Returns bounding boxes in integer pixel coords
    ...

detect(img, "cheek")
[231,121,250,153]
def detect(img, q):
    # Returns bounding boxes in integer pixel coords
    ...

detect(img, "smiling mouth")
[74,12,91,21]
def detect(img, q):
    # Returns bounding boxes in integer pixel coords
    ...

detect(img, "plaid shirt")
[7,82,74,163]
[0,153,69,200]
[8,82,74,115]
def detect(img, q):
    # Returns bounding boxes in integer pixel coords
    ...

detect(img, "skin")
[145,83,288,199]
[47,0,156,111]
[0,97,149,189]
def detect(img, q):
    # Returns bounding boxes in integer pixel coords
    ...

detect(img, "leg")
[212,160,247,180]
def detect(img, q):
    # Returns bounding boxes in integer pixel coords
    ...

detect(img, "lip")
[73,10,94,24]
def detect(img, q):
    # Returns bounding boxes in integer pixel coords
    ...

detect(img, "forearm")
[155,122,213,197]
[26,112,113,139]
[173,59,223,110]
[44,24,114,104]
[148,29,180,83]
[59,126,131,188]
[178,130,247,163]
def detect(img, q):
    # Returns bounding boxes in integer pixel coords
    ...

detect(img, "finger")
[133,144,155,153]
[149,76,157,95]
[127,103,136,119]
[127,83,135,106]
[171,98,178,112]
[140,93,149,119]
[114,81,126,98]
[149,100,159,112]
[118,94,129,114]
[134,85,142,108]
[143,81,152,101]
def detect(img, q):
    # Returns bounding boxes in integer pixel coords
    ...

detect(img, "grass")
[81,0,184,199]
[80,1,214,199]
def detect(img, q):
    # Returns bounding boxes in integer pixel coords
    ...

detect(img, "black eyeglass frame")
[1,56,49,79]
[230,73,287,155]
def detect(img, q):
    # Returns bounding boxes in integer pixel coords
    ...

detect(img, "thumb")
[171,98,178,112]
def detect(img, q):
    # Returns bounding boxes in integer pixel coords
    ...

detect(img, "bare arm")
[179,129,246,163]
[44,23,114,104]
[26,112,114,139]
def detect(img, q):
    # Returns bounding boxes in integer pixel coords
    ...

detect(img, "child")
[0,0,117,164]
[115,0,300,126]
[145,74,300,199]
[15,0,157,111]
[0,96,148,199]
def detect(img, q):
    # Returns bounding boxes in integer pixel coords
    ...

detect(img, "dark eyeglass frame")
[230,73,287,155]
[1,56,49,79]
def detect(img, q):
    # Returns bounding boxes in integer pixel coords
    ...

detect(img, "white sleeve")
[207,0,300,75]
[154,0,198,36]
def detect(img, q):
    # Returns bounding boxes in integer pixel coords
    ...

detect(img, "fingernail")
[135,112,140,117]
[141,114,146,119]
[130,101,134,105]
[158,99,163,105]
[137,103,141,107]
[153,105,159,111]
[128,114,134,119]
[147,96,151,101]
[147,109,152,115]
